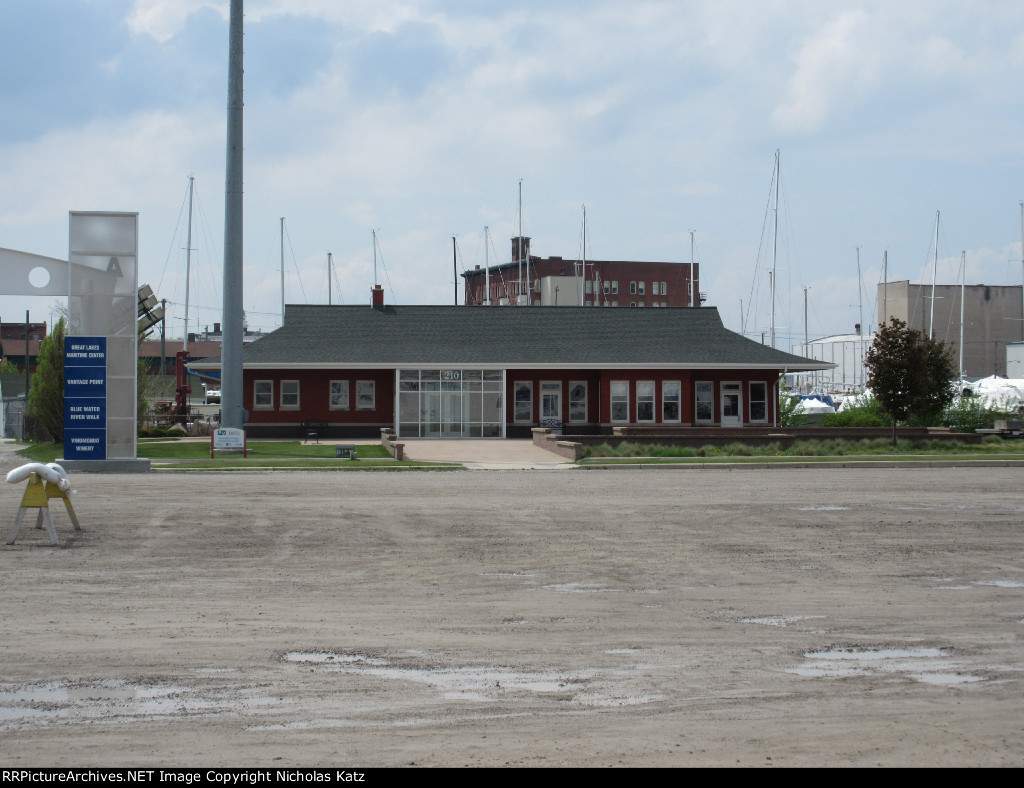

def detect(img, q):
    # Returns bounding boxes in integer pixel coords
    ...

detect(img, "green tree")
[865,317,957,443]
[0,359,19,373]
[27,317,66,442]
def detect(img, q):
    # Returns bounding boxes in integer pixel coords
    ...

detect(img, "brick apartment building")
[462,237,702,308]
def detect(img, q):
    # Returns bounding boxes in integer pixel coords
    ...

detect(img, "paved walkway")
[399,439,571,469]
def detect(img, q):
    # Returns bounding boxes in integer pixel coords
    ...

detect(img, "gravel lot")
[1,452,1022,767]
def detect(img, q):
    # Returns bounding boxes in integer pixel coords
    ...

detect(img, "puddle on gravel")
[787,646,984,685]
[0,680,277,729]
[743,615,825,628]
[283,651,663,706]
[933,579,1023,589]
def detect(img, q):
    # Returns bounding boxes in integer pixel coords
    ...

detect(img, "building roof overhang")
[188,304,833,373]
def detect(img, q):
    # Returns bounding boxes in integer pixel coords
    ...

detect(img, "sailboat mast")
[280,217,286,327]
[582,205,587,306]
[518,180,524,305]
[184,175,194,353]
[803,286,810,393]
[930,210,939,339]
[689,230,695,308]
[771,150,780,348]
[372,229,378,286]
[960,250,966,379]
[882,250,888,326]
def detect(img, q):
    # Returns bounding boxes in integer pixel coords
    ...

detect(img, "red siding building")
[192,299,826,439]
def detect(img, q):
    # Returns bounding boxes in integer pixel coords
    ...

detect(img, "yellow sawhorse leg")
[7,473,59,546]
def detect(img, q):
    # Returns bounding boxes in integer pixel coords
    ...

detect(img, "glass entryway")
[397,369,505,438]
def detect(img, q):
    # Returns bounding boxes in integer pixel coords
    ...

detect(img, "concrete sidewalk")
[400,438,572,469]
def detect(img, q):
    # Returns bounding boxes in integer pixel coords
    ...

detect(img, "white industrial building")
[789,334,872,394]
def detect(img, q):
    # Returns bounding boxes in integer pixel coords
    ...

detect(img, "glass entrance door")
[721,382,742,427]
[441,390,462,437]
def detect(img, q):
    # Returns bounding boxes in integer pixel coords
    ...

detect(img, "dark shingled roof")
[192,305,828,370]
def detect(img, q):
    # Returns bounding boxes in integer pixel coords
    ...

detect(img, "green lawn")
[16,440,391,463]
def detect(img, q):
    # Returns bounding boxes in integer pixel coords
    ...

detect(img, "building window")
[612,301,618,307]
[585,280,593,295]
[663,381,681,422]
[603,281,610,295]
[661,282,667,295]
[514,381,533,422]
[281,380,300,409]
[254,380,273,409]
[329,380,349,410]
[750,382,768,422]
[569,381,587,423]
[612,281,618,294]
[611,381,629,422]
[651,282,660,296]
[630,281,637,295]
[637,381,655,422]
[638,281,645,295]
[356,380,375,410]
[695,381,714,423]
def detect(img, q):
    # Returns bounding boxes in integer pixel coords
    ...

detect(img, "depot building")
[191,290,827,439]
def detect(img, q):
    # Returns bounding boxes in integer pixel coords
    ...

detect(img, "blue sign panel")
[64,398,106,427]
[65,430,107,459]
[64,337,107,460]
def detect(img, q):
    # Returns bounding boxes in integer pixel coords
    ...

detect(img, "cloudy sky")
[1,0,1022,350]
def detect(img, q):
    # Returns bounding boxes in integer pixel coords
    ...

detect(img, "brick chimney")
[371,284,385,309]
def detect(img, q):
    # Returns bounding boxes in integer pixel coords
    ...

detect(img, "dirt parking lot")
[1,454,1022,767]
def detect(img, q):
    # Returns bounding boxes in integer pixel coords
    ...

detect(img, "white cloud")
[127,0,227,42]
[772,9,883,134]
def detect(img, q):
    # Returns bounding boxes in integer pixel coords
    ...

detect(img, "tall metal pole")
[484,226,490,305]
[1020,201,1023,341]
[184,175,194,352]
[452,236,457,306]
[327,252,332,306]
[24,310,29,403]
[221,0,244,431]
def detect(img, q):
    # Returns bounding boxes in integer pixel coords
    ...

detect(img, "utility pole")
[220,0,244,431]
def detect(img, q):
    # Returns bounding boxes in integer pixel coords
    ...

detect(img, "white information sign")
[213,428,246,450]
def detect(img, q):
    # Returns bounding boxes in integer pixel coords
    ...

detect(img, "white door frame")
[721,381,742,427]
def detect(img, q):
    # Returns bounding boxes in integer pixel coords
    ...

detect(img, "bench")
[300,421,328,443]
